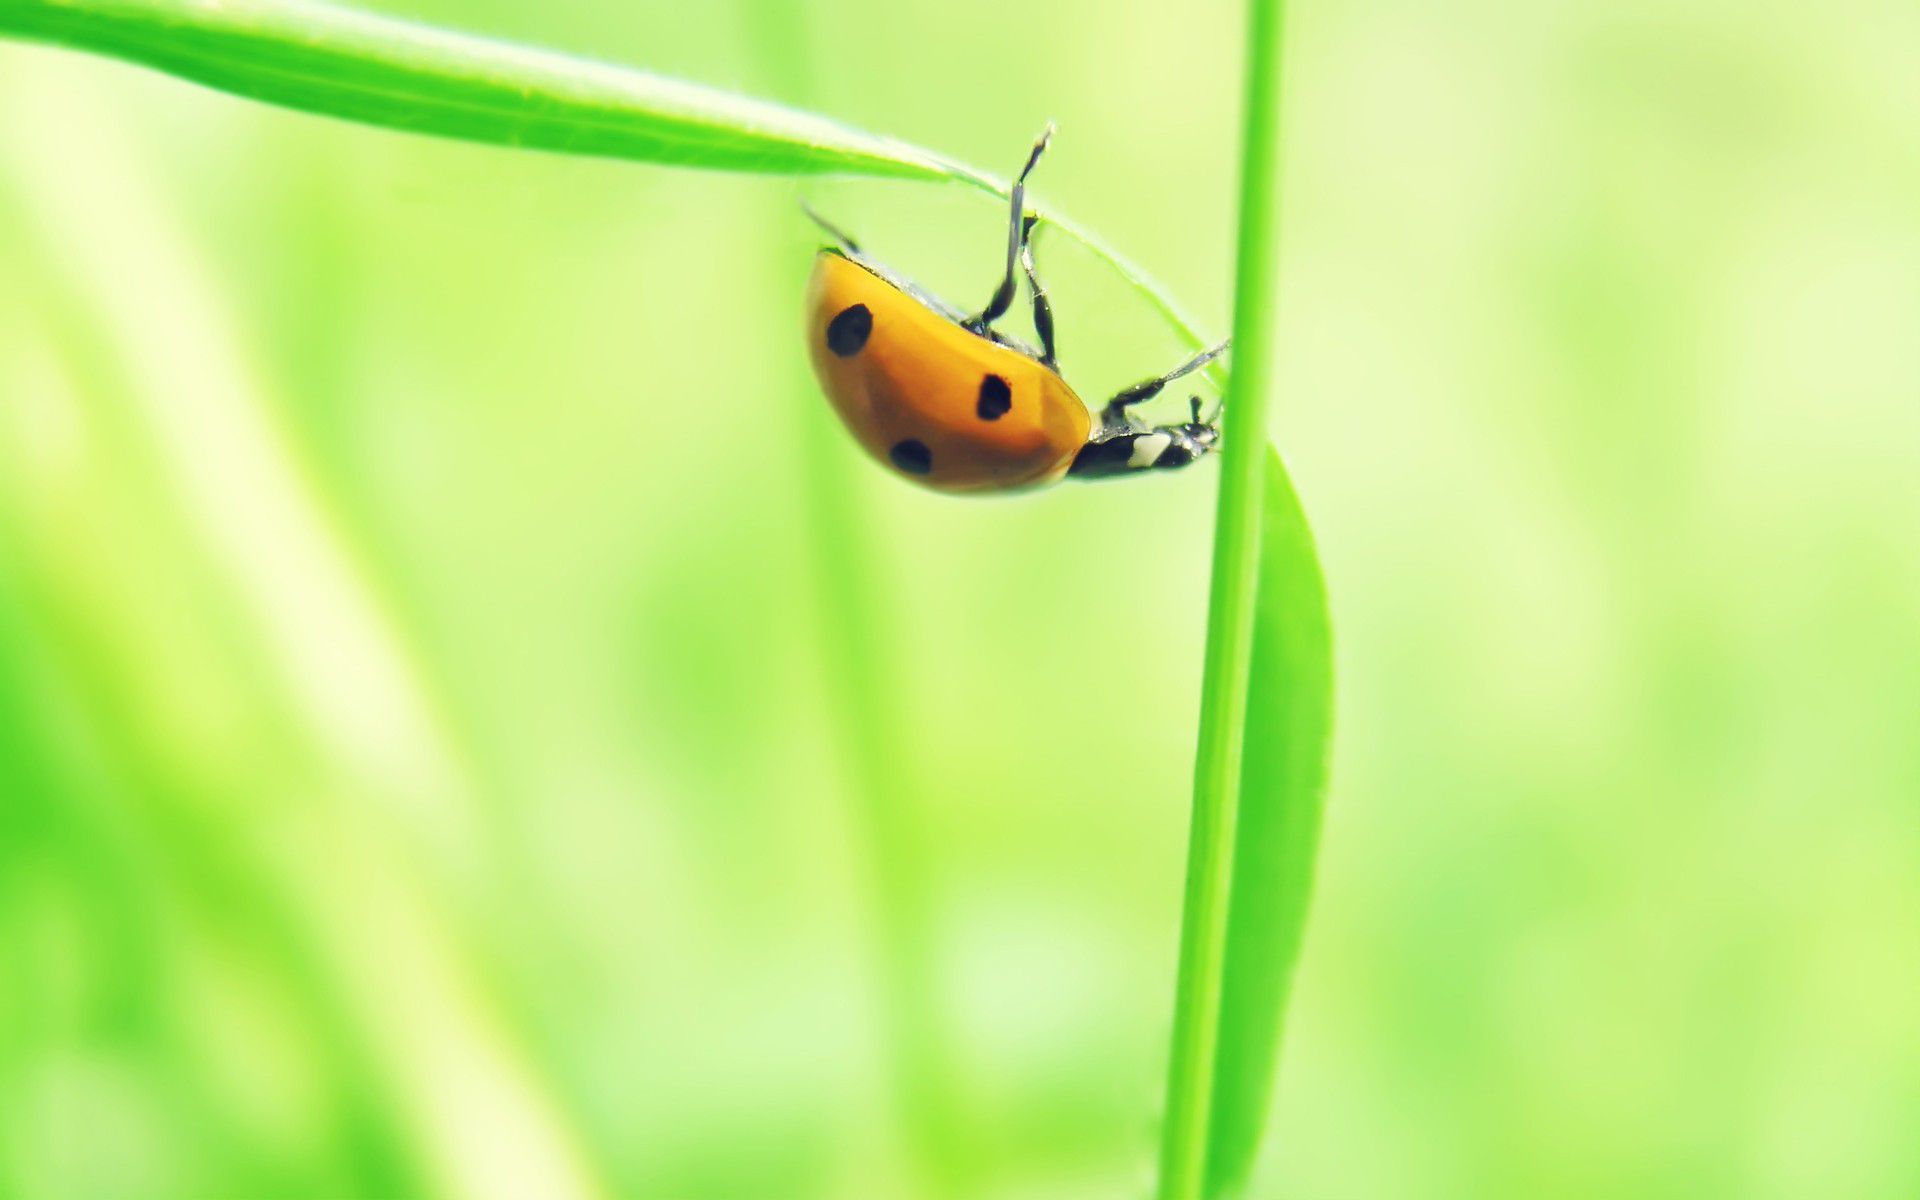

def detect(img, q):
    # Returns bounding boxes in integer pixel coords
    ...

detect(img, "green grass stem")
[1157,1,1298,1196]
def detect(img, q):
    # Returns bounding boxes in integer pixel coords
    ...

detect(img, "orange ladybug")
[804,126,1229,493]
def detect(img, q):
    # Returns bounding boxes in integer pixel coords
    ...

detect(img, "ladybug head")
[1181,396,1224,447]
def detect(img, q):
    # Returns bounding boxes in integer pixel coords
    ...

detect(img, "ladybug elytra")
[804,126,1229,493]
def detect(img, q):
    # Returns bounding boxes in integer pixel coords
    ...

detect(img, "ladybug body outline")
[803,127,1229,493]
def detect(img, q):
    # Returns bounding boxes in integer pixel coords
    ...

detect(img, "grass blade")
[0,0,970,181]
[1206,448,1332,1196]
[1158,0,1309,1197]
[0,0,1222,374]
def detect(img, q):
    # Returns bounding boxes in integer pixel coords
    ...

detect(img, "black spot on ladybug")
[976,374,1012,421]
[826,304,872,356]
[890,438,933,475]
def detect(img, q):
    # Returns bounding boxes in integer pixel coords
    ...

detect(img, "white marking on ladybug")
[1130,432,1173,469]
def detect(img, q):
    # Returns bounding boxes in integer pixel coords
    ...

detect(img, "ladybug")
[804,126,1229,493]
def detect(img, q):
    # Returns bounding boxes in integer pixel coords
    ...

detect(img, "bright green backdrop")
[2,0,1917,1198]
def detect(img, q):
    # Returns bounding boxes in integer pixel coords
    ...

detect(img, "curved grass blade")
[0,0,1225,385]
[1205,447,1332,1197]
[0,0,971,182]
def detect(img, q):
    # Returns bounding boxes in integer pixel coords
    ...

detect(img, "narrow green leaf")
[0,0,975,183]
[0,0,1224,385]
[1158,0,1309,1197]
[1205,447,1333,1197]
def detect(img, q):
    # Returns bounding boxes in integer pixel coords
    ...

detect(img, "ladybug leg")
[1019,214,1059,369]
[966,124,1055,335]
[1096,339,1231,432]
[1068,396,1224,480]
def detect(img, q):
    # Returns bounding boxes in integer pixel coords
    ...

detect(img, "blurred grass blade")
[0,0,973,182]
[1,1,1335,1190]
[1205,447,1332,1197]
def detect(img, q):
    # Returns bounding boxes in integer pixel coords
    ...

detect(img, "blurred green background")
[3,0,1918,1197]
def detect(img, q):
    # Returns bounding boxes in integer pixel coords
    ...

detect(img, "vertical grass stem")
[1156,0,1290,1196]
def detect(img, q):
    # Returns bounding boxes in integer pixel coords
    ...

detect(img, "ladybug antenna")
[799,199,861,255]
